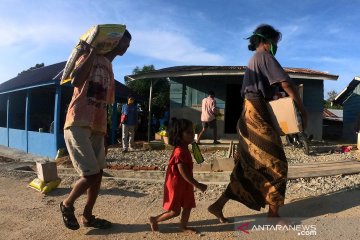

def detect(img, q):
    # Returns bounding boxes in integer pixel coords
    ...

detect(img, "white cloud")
[290,56,360,65]
[0,0,225,81]
[130,30,224,65]
[0,22,78,47]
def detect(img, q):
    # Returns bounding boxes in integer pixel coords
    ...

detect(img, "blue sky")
[0,0,359,96]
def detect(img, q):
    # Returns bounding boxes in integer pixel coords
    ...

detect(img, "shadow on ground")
[59,188,360,236]
[47,187,147,198]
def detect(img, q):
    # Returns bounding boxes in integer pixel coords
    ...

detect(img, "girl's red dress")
[163,146,195,211]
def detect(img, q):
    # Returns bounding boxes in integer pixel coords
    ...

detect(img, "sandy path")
[0,170,360,240]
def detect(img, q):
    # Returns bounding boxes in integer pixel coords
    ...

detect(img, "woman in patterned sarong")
[208,24,307,222]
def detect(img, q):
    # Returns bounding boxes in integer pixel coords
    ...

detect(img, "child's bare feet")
[149,217,159,232]
[180,227,197,233]
[208,204,229,223]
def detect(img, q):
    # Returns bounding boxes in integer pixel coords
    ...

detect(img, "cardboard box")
[267,97,302,136]
[36,162,58,182]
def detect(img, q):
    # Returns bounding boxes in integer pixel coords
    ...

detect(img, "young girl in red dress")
[149,118,207,233]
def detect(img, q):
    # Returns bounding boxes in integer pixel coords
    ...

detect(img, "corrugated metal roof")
[0,61,145,102]
[323,108,343,121]
[0,62,66,93]
[127,65,339,80]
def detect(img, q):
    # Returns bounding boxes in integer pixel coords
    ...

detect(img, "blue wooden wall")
[170,77,325,139]
[175,76,239,109]
[342,91,360,141]
[0,127,7,146]
[292,79,324,112]
[171,77,324,111]
[170,80,184,108]
[0,86,61,158]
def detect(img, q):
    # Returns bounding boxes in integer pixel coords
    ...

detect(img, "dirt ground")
[1,168,360,240]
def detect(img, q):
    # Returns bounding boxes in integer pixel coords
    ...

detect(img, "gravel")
[3,141,360,202]
[105,142,360,201]
[106,146,227,171]
[106,142,360,169]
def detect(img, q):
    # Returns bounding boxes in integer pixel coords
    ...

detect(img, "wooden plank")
[288,167,360,179]
[290,162,357,169]
[289,165,360,173]
[290,162,358,169]
[290,159,356,167]
[290,164,360,173]
[288,160,360,179]
[226,141,233,158]
[290,160,360,169]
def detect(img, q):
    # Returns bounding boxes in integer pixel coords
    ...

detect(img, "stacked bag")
[61,24,127,85]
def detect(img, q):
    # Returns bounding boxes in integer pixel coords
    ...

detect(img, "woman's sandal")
[82,215,112,229]
[59,202,80,230]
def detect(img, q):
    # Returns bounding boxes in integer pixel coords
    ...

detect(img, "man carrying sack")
[59,25,132,230]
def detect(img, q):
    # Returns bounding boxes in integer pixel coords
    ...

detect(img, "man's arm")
[70,48,96,87]
[211,99,218,116]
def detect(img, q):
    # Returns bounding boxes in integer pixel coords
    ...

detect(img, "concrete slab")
[193,163,212,172]
[211,157,235,171]
[0,145,48,162]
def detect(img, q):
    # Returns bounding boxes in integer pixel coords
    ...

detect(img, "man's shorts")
[202,119,217,129]
[64,126,106,176]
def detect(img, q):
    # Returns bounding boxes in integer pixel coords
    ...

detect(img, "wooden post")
[227,140,233,158]
[6,95,10,147]
[111,101,118,145]
[25,90,31,152]
[147,80,153,142]
[54,85,61,157]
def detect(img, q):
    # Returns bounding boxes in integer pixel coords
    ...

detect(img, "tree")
[324,90,342,109]
[18,63,45,75]
[326,90,338,102]
[126,65,170,119]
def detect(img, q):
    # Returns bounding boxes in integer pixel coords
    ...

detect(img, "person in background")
[120,95,138,152]
[196,90,220,144]
[60,29,131,230]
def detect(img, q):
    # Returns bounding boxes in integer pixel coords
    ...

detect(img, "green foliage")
[324,90,343,109]
[18,63,45,75]
[126,65,169,118]
[326,90,338,102]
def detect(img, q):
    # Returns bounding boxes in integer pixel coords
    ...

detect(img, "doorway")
[225,84,243,133]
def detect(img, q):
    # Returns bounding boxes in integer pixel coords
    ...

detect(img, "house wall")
[292,79,324,140]
[0,94,6,128]
[342,92,360,141]
[0,127,7,146]
[170,77,325,140]
[28,131,55,157]
[323,119,343,140]
[0,94,7,146]
[0,86,61,158]
[9,91,26,130]
[170,76,240,139]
